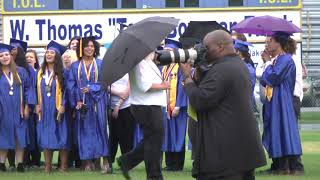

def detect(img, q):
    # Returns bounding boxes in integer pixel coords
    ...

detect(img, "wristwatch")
[182,76,193,86]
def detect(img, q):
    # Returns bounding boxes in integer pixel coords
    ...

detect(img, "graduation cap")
[78,36,96,58]
[233,39,253,52]
[271,31,292,41]
[10,38,28,52]
[164,39,182,49]
[0,43,15,53]
[46,40,68,56]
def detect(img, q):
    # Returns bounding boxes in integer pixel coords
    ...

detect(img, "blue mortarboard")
[233,39,253,52]
[0,43,14,53]
[10,38,28,52]
[272,31,292,41]
[164,39,182,49]
[47,40,67,56]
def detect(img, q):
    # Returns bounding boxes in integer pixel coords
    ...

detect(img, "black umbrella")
[101,16,179,86]
[179,21,229,48]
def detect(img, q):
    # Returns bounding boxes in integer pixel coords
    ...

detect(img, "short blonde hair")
[62,49,78,63]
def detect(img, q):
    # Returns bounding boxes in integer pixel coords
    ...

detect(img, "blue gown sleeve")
[19,67,36,105]
[28,66,37,105]
[260,55,293,87]
[246,64,256,94]
[175,68,188,108]
[67,63,81,107]
[87,61,107,103]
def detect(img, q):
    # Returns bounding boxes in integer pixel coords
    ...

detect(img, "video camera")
[155,43,207,66]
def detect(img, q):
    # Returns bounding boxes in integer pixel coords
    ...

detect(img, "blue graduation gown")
[260,54,302,158]
[26,66,38,151]
[63,69,76,145]
[162,68,188,152]
[68,59,109,160]
[246,63,256,110]
[36,70,70,150]
[0,67,31,149]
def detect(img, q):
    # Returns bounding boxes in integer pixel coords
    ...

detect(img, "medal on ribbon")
[43,68,54,97]
[4,71,14,96]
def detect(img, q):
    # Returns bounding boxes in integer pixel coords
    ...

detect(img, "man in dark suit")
[180,30,266,180]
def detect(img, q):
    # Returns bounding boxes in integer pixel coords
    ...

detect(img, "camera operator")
[179,30,266,180]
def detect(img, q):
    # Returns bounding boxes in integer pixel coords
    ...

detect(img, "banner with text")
[2,10,301,46]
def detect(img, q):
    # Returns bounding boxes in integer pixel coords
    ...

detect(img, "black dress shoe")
[17,163,25,172]
[0,163,6,172]
[116,158,131,180]
[290,170,305,176]
[257,168,276,175]
[163,167,174,171]
[8,165,16,171]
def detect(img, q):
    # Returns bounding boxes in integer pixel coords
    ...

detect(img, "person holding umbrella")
[100,16,180,179]
[117,51,170,180]
[260,32,304,175]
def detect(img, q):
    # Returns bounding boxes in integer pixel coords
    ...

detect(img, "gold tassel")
[79,37,83,58]
[265,86,273,101]
[36,69,43,121]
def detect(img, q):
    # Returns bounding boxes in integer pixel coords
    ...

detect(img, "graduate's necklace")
[43,68,54,97]
[163,64,177,81]
[83,59,94,81]
[3,71,14,96]
[78,58,98,83]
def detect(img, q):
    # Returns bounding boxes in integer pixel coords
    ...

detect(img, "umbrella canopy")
[101,16,179,86]
[179,21,229,48]
[231,15,302,35]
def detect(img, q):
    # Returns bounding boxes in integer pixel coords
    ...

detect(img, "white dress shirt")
[110,74,131,109]
[293,57,303,102]
[129,56,167,106]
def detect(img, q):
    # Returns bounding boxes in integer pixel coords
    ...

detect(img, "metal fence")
[302,0,320,109]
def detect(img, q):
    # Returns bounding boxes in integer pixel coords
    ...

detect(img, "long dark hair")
[41,52,64,91]
[273,36,297,55]
[14,47,30,75]
[68,36,80,49]
[26,49,40,70]
[239,51,255,68]
[76,38,100,60]
[0,53,22,86]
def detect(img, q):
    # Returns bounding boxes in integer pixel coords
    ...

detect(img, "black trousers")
[165,151,185,170]
[271,156,304,171]
[197,170,255,180]
[8,150,15,167]
[24,146,41,167]
[109,107,136,164]
[188,117,198,160]
[67,144,81,168]
[293,96,301,119]
[24,115,41,167]
[120,105,164,179]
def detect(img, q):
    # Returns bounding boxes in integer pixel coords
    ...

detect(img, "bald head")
[205,30,234,47]
[203,30,235,62]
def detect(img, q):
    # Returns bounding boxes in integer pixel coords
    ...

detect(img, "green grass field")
[1,131,320,180]
[301,112,320,123]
